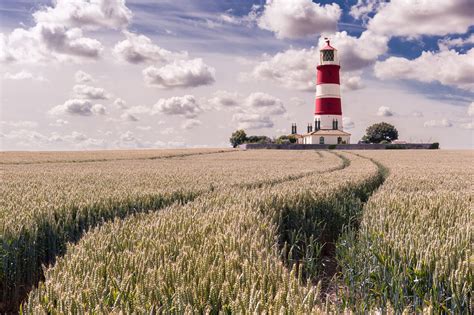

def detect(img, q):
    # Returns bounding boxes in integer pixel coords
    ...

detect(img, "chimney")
[291,123,297,135]
[307,123,313,133]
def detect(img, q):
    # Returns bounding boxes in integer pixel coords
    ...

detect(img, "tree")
[230,129,247,148]
[275,135,297,144]
[363,122,398,143]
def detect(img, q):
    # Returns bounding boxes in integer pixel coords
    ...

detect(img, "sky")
[0,0,473,150]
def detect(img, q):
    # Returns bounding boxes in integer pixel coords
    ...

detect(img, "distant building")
[292,39,351,145]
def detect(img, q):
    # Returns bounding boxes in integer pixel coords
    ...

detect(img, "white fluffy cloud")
[1,24,103,64]
[1,120,38,128]
[4,70,46,81]
[244,92,286,115]
[438,34,474,51]
[33,0,132,30]
[343,75,364,90]
[181,119,202,130]
[468,102,474,117]
[143,58,215,89]
[258,0,341,39]
[208,90,240,109]
[50,99,107,116]
[120,112,139,122]
[374,48,474,91]
[343,117,355,129]
[114,98,127,109]
[75,70,93,83]
[377,106,394,117]
[152,95,202,118]
[73,84,110,99]
[250,47,316,91]
[350,0,382,21]
[424,119,453,128]
[249,31,388,91]
[232,113,274,130]
[49,119,69,126]
[367,0,474,37]
[114,31,187,64]
[317,31,389,72]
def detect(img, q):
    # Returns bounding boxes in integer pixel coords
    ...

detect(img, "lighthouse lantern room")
[293,38,351,145]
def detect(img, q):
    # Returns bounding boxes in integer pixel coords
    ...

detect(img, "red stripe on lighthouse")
[316,65,340,84]
[315,98,342,115]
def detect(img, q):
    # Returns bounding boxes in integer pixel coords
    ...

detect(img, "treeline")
[230,130,297,148]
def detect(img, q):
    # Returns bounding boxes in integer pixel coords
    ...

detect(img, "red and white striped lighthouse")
[315,38,342,131]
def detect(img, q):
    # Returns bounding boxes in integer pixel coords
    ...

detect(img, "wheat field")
[0,149,472,313]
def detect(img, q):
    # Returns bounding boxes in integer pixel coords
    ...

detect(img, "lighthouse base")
[297,129,351,145]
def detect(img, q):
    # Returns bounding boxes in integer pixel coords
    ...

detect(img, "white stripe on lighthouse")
[316,84,340,98]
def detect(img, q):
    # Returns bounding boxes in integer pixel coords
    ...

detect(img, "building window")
[319,136,324,144]
[335,120,338,129]
[337,137,342,144]
[322,50,334,62]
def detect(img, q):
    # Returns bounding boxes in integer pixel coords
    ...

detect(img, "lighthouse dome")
[319,38,339,66]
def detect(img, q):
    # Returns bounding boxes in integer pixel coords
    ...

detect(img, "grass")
[1,149,471,313]
[1,150,342,312]
[23,153,382,313]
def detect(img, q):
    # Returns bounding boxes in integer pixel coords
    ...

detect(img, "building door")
[319,136,324,144]
[337,137,342,144]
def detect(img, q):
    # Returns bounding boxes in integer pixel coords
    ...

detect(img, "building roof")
[302,129,351,137]
[321,38,336,51]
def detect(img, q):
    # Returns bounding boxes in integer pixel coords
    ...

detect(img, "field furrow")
[336,150,473,313]
[23,153,384,313]
[1,150,342,312]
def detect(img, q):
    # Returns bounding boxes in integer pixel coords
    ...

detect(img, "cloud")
[114,98,127,109]
[290,97,306,107]
[249,47,316,91]
[1,120,39,128]
[350,0,382,21]
[75,70,93,83]
[208,90,240,109]
[49,119,69,126]
[258,0,341,39]
[113,31,187,64]
[73,84,110,99]
[244,92,286,115]
[374,48,474,91]
[367,0,474,37]
[33,0,132,30]
[317,31,389,72]
[181,119,202,130]
[120,113,139,121]
[136,126,151,131]
[152,95,202,118]
[377,106,394,117]
[343,75,364,90]
[91,103,106,115]
[249,31,387,91]
[119,106,151,122]
[460,122,473,130]
[424,119,453,128]
[160,127,174,135]
[1,129,105,148]
[2,24,103,64]
[232,113,274,130]
[4,70,46,81]
[343,117,355,129]
[438,34,474,50]
[143,58,215,89]
[468,102,474,116]
[412,111,424,118]
[50,99,107,116]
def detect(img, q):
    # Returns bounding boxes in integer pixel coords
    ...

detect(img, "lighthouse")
[293,38,351,145]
